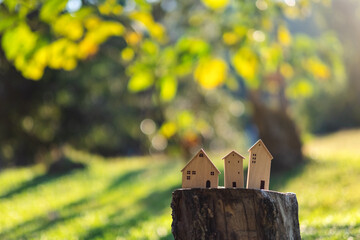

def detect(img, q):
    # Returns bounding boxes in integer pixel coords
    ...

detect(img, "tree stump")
[171,188,300,240]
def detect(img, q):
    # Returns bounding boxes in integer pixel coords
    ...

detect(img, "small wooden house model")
[223,151,245,188]
[246,139,273,190]
[181,149,221,188]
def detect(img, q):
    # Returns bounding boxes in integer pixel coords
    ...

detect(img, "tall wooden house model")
[223,151,244,188]
[181,149,221,188]
[246,139,273,190]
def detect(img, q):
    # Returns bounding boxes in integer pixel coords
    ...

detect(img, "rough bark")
[171,188,300,240]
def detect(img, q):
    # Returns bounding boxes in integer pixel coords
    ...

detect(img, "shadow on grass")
[0,196,95,240]
[81,181,179,239]
[0,172,71,199]
[106,168,148,191]
[238,157,309,191]
[270,158,309,191]
[0,167,152,240]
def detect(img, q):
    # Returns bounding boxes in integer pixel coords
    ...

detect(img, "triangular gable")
[248,139,273,160]
[181,148,221,174]
[222,150,245,160]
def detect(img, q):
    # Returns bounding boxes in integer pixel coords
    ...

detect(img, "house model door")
[260,180,265,189]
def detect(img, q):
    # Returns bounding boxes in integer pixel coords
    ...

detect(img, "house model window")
[199,153,204,157]
[187,171,190,174]
[192,171,196,175]
[187,176,190,180]
[252,153,257,163]
[210,171,214,175]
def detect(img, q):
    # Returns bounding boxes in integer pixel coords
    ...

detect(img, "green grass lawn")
[1,129,360,239]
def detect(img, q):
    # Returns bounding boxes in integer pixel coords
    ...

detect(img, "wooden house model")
[246,139,273,190]
[181,149,221,188]
[223,150,245,188]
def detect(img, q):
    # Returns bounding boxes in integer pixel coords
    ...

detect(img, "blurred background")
[0,0,360,239]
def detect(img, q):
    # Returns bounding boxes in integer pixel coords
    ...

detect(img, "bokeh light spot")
[140,119,156,135]
[152,134,168,151]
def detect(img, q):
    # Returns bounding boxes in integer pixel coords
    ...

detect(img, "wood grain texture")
[223,151,244,188]
[171,188,300,240]
[247,140,273,190]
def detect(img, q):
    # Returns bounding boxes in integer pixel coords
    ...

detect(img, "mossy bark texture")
[171,188,301,240]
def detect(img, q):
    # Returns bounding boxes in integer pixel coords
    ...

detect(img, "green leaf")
[160,76,177,102]
[286,78,314,98]
[3,0,18,12]
[2,23,38,60]
[40,0,68,22]
[0,13,18,33]
[128,71,154,92]
[232,47,259,89]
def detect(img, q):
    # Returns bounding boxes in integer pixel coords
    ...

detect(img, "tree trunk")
[249,93,303,171]
[171,188,301,240]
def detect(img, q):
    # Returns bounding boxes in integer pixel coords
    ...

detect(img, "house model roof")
[181,148,221,173]
[222,150,245,160]
[248,139,273,160]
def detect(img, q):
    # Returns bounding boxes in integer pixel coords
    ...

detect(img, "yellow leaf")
[78,37,98,59]
[130,12,153,27]
[63,59,77,71]
[232,48,259,87]
[125,31,142,46]
[85,17,101,30]
[306,58,330,80]
[286,79,313,98]
[22,58,46,80]
[128,71,154,92]
[201,0,229,10]
[40,0,68,22]
[2,23,38,60]
[121,47,134,61]
[177,111,194,129]
[194,57,227,89]
[23,67,43,80]
[46,39,78,70]
[129,12,167,43]
[33,47,49,66]
[160,122,177,138]
[160,76,177,102]
[98,0,123,15]
[53,15,83,40]
[260,44,282,72]
[14,55,26,69]
[149,23,166,43]
[142,40,158,55]
[278,25,292,46]
[223,32,238,45]
[78,21,124,59]
[280,63,294,79]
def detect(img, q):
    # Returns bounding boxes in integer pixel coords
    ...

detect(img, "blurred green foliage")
[0,0,348,166]
[295,0,360,134]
